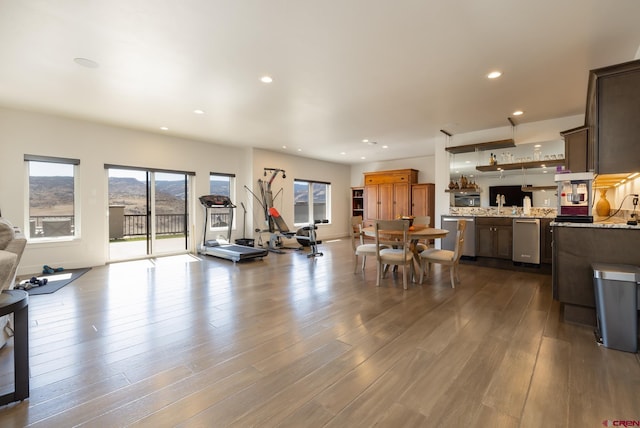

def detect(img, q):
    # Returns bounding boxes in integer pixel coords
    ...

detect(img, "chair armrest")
[4,237,26,261]
[0,251,19,292]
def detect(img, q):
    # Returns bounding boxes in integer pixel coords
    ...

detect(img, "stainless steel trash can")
[592,263,640,353]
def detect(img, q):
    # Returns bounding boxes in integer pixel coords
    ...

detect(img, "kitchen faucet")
[496,194,505,214]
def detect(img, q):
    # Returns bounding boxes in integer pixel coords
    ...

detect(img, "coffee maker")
[554,172,594,223]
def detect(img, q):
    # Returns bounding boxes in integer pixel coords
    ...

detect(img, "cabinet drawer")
[475,217,512,226]
[364,169,418,185]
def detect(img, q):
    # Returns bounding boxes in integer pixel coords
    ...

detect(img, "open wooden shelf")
[444,188,481,193]
[445,139,515,154]
[475,158,564,172]
[521,186,557,192]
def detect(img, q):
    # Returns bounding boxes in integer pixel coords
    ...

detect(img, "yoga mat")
[18,268,91,295]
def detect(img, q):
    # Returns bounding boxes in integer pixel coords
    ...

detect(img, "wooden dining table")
[362,225,449,241]
[362,225,449,280]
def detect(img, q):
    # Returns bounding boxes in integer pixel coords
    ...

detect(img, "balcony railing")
[30,214,191,239]
[30,216,75,238]
[121,214,188,237]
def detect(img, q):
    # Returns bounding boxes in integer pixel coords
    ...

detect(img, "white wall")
[612,175,640,212]
[350,156,437,187]
[0,107,349,275]
[251,149,351,242]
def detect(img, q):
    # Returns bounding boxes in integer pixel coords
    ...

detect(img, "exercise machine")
[198,195,268,262]
[245,168,327,257]
[268,206,327,257]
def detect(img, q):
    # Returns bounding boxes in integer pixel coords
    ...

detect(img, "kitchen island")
[443,207,556,271]
[552,221,640,326]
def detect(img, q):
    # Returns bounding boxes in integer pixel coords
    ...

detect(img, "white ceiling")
[1,1,640,165]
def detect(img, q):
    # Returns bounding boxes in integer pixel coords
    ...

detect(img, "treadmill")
[198,195,268,262]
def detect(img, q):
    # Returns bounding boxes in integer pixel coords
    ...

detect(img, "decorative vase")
[595,189,611,217]
[460,175,468,189]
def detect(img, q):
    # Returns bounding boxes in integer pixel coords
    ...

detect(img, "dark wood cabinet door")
[597,69,640,174]
[562,127,590,173]
[495,226,513,259]
[476,224,494,257]
[587,60,640,174]
[540,219,553,263]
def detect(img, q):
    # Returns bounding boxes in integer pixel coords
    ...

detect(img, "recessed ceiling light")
[340,152,346,155]
[282,145,287,149]
[513,110,524,116]
[193,109,205,115]
[382,145,388,149]
[487,71,502,79]
[360,156,366,160]
[160,127,169,131]
[260,76,273,83]
[297,148,302,152]
[362,139,369,143]
[534,144,541,148]
[74,57,99,68]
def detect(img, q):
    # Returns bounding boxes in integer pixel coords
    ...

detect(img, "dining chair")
[419,219,466,288]
[351,216,389,273]
[374,219,414,289]
[412,215,431,252]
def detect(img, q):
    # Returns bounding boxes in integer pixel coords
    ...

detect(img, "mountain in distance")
[30,176,321,215]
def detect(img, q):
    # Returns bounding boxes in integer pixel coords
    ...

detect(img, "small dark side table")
[0,289,29,405]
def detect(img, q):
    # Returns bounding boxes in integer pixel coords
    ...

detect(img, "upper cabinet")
[560,126,592,173]
[586,59,640,174]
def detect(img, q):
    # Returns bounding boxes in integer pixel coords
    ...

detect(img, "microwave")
[452,193,480,207]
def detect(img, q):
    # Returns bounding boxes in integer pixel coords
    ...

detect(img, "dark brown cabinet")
[552,225,640,325]
[540,218,553,264]
[476,217,512,259]
[586,59,640,174]
[560,126,591,173]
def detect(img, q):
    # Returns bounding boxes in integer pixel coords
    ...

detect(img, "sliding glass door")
[107,167,190,261]
[154,172,189,254]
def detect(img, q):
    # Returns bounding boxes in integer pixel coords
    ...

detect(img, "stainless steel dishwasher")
[512,218,540,264]
[441,216,475,257]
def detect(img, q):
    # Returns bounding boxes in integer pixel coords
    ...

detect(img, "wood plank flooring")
[1,238,639,427]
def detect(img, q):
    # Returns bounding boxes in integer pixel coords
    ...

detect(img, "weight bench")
[267,207,326,257]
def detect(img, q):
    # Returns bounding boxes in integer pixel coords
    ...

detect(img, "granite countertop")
[448,207,639,229]
[448,207,556,218]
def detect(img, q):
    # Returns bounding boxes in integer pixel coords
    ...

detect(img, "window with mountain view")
[209,173,235,230]
[25,155,79,239]
[293,179,330,225]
